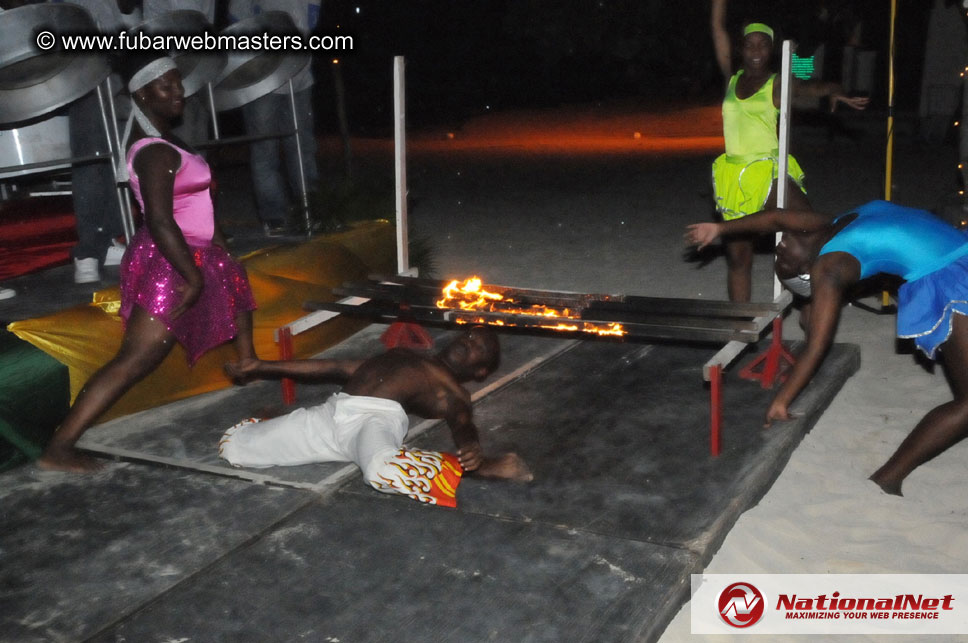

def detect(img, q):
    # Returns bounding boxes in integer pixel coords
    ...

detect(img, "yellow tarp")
[8,221,396,422]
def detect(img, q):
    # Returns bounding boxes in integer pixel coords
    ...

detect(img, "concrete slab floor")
[0,324,859,642]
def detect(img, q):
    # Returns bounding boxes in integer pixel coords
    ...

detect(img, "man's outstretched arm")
[224,358,365,383]
[441,388,535,482]
[444,396,483,471]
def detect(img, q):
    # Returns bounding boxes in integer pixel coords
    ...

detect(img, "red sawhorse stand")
[707,314,795,456]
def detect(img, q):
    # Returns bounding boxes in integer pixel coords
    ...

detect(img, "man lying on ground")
[219,326,532,507]
[686,200,968,496]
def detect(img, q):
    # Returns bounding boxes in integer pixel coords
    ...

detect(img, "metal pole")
[394,56,410,275]
[885,0,897,201]
[206,82,220,141]
[709,364,722,456]
[288,78,311,238]
[96,80,134,242]
[102,77,136,241]
[882,0,898,309]
[775,40,794,299]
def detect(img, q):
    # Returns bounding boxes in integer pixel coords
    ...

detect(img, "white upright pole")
[775,40,794,299]
[393,55,411,276]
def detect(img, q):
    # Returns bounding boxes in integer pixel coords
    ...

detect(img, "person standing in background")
[228,0,320,237]
[60,0,140,284]
[709,0,867,302]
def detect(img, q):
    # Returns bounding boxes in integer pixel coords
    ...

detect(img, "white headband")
[128,57,178,92]
[780,273,812,298]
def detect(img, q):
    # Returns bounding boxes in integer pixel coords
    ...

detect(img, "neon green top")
[722,71,778,161]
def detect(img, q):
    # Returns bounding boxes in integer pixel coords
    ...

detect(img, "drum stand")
[0,77,136,246]
[202,78,313,238]
[97,78,136,243]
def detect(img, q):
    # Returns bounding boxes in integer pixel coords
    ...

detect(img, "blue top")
[819,200,968,281]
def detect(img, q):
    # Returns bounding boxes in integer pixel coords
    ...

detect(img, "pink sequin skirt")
[119,227,257,365]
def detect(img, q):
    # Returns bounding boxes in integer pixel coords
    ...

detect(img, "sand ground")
[393,102,966,642]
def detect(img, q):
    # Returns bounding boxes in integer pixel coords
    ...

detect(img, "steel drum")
[0,4,111,124]
[127,10,225,98]
[211,11,310,111]
[0,115,70,178]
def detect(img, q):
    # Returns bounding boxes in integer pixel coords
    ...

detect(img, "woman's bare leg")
[724,236,754,302]
[38,307,177,472]
[870,314,968,495]
[232,309,256,361]
[227,309,259,382]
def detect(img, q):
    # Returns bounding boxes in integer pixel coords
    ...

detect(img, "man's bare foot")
[473,453,533,483]
[36,445,104,473]
[224,358,261,385]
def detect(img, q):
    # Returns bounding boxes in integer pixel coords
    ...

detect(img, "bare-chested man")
[219,326,532,507]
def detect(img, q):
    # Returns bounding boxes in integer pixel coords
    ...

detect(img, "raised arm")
[133,143,204,320]
[685,208,834,249]
[224,358,364,383]
[764,252,859,424]
[711,0,731,80]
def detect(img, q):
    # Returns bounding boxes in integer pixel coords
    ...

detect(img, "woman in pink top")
[39,55,258,472]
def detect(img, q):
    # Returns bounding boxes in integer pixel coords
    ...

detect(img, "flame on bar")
[438,277,625,337]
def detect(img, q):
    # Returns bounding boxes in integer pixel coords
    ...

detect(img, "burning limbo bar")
[307,275,784,344]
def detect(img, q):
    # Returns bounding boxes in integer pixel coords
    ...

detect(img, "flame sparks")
[438,277,625,337]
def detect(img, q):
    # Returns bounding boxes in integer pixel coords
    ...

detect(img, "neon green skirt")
[711,153,806,220]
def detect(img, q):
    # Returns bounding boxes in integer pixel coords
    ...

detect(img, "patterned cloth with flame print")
[370,449,464,508]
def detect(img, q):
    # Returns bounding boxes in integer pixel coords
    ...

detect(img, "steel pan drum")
[212,11,310,111]
[0,4,111,124]
[127,10,225,98]
[0,115,71,178]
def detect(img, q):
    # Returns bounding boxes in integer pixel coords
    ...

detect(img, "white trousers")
[219,393,464,507]
[219,393,409,478]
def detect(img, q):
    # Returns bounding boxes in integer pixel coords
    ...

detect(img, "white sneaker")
[0,287,15,300]
[74,257,100,284]
[104,241,126,266]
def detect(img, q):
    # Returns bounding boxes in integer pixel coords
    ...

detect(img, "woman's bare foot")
[473,453,533,483]
[869,472,903,497]
[36,445,104,473]
[224,358,262,384]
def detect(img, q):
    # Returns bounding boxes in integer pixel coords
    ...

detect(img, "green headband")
[744,23,774,40]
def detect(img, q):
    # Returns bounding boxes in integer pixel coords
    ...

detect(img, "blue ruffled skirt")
[897,254,968,359]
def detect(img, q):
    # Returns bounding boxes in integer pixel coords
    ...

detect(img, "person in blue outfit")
[686,200,968,496]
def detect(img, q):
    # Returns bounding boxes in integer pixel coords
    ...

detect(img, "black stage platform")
[0,325,858,642]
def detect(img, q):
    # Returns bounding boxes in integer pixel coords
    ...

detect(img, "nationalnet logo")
[718,582,765,627]
[693,574,968,635]
[775,590,953,621]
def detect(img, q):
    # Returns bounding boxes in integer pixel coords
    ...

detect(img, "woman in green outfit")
[710,0,868,302]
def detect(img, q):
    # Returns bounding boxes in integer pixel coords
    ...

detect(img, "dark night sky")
[310,1,933,134]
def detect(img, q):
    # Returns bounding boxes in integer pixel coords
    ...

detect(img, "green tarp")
[0,329,69,471]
